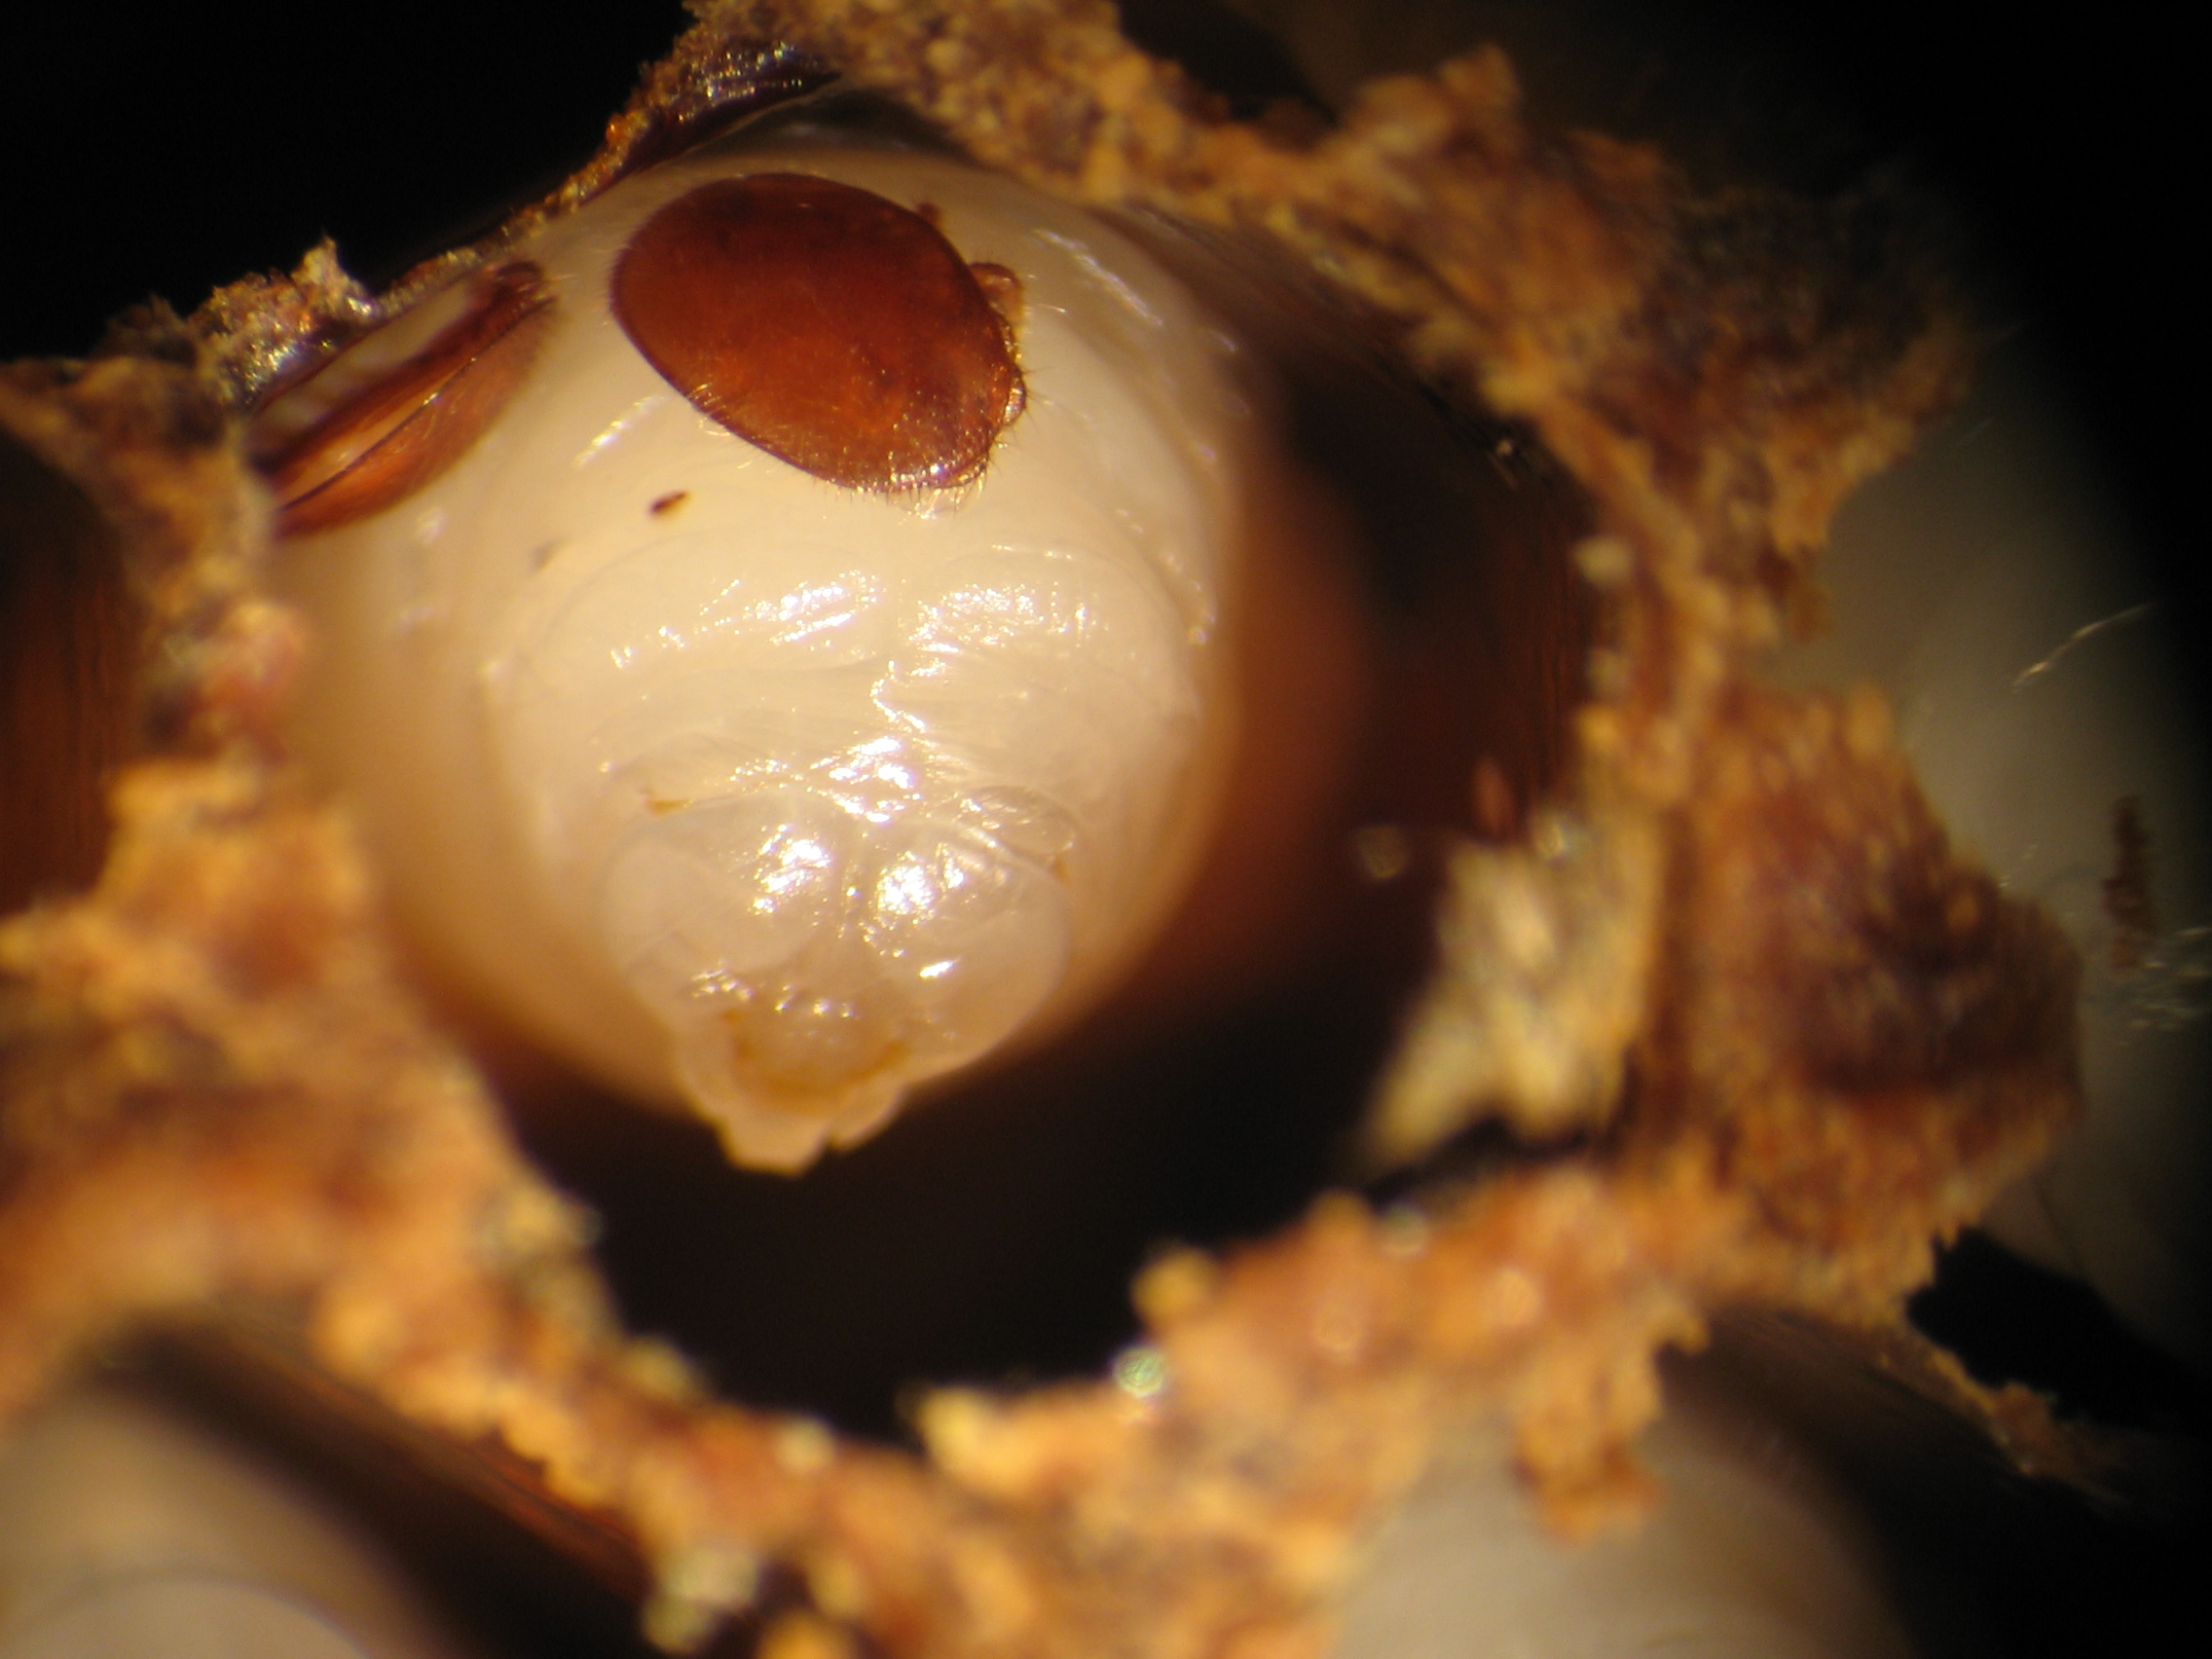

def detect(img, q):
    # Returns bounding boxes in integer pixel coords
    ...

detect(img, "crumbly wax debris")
[2,4,2080,1657]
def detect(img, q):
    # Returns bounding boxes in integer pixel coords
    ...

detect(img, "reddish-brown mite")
[254,263,556,537]
[648,490,690,517]
[610,172,1024,492]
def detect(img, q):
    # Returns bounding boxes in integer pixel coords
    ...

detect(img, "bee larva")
[258,129,1303,1171]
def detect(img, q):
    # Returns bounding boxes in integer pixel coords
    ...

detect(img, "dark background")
[1,0,2198,626]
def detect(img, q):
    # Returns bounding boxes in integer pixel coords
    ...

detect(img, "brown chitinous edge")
[1,5,2083,1659]
[257,262,557,536]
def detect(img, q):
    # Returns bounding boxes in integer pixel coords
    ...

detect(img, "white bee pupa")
[266,134,1252,1169]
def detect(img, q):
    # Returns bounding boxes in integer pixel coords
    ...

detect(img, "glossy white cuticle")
[270,133,1251,1169]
